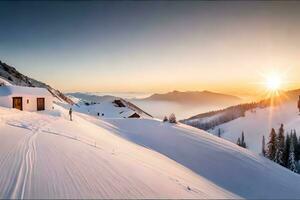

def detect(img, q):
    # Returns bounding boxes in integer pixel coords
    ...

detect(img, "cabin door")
[12,97,23,111]
[37,98,45,111]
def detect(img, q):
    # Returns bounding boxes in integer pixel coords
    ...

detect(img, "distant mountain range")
[140,90,242,105]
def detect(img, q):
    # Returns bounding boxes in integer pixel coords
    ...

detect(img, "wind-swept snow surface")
[85,117,300,199]
[0,106,235,199]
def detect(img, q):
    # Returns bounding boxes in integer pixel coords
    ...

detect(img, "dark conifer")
[288,136,298,173]
[262,135,266,156]
[283,133,290,167]
[267,128,277,161]
[275,124,285,165]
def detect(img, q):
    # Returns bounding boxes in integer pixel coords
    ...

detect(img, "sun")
[265,73,282,91]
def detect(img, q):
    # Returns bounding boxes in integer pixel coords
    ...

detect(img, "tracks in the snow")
[8,120,48,199]
[6,117,103,198]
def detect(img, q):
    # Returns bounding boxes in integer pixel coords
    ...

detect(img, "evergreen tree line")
[163,113,177,123]
[182,99,274,130]
[264,124,300,173]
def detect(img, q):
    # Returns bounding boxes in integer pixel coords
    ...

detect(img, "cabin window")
[27,99,29,104]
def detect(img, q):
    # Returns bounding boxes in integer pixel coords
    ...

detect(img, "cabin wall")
[45,96,54,110]
[23,96,38,111]
[0,95,53,111]
[22,96,53,111]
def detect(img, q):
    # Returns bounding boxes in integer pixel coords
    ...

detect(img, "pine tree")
[274,124,285,165]
[237,137,241,146]
[297,134,300,161]
[241,132,246,148]
[267,128,277,161]
[262,135,266,156]
[288,136,298,173]
[292,130,298,148]
[236,132,246,148]
[163,116,168,122]
[169,113,177,123]
[217,128,221,137]
[283,133,290,167]
[292,130,299,161]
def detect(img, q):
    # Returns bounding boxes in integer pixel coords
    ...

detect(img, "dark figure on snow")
[69,108,73,121]
[298,95,300,113]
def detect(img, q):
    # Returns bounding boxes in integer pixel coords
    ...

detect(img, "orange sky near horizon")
[2,1,300,98]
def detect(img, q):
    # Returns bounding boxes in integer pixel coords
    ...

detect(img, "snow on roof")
[119,109,136,118]
[0,85,52,97]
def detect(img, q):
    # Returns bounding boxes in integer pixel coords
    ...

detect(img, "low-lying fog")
[130,100,236,120]
[85,92,241,120]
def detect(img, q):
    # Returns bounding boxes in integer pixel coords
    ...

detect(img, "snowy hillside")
[1,81,300,199]
[74,111,300,199]
[0,105,236,199]
[208,100,300,154]
[67,92,152,119]
[182,89,300,130]
[0,77,12,86]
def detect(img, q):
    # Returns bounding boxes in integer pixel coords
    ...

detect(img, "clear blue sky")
[1,1,300,95]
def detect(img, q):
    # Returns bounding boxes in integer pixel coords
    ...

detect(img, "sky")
[1,1,300,97]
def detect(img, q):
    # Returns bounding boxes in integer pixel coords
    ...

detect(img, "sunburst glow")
[265,73,282,91]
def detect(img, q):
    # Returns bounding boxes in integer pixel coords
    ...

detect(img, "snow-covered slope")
[0,77,12,86]
[2,92,300,198]
[182,89,300,131]
[209,100,300,154]
[67,92,152,119]
[75,113,300,199]
[0,105,235,199]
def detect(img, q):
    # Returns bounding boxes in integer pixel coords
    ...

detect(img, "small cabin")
[113,99,126,107]
[0,85,53,111]
[128,112,140,118]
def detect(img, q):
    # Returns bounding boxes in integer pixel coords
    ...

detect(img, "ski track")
[0,109,233,199]
[7,119,48,199]
[2,113,103,198]
[2,101,300,198]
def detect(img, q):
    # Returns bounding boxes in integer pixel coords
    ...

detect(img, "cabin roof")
[0,85,52,97]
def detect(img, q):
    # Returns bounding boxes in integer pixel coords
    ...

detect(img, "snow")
[0,85,52,97]
[186,112,225,124]
[65,94,151,119]
[0,77,12,86]
[76,113,300,199]
[209,101,300,154]
[1,99,300,198]
[0,105,236,199]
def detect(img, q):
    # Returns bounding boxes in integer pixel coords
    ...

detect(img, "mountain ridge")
[0,60,74,104]
[141,90,241,105]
